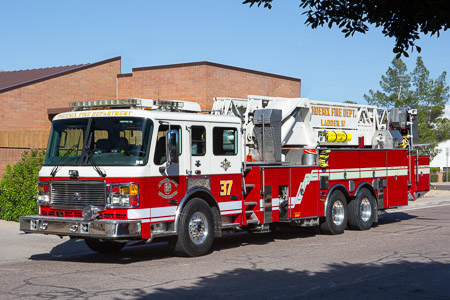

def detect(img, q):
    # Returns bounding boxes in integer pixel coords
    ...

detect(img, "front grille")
[103,213,126,219]
[51,180,106,209]
[41,209,82,218]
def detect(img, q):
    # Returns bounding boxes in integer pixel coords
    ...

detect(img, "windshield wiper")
[83,132,107,178]
[84,149,107,178]
[50,143,79,177]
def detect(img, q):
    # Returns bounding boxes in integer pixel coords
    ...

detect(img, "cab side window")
[213,127,238,155]
[191,126,206,156]
[154,125,181,165]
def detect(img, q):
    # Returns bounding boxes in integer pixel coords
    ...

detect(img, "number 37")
[219,180,233,196]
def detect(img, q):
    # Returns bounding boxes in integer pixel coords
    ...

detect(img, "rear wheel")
[170,198,215,257]
[348,188,377,230]
[84,238,127,253]
[320,190,348,235]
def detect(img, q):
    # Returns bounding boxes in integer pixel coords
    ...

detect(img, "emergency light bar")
[70,98,142,109]
[69,98,201,112]
[154,100,184,109]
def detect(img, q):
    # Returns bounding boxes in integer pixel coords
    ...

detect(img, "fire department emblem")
[158,178,178,199]
[74,192,81,202]
[220,158,231,171]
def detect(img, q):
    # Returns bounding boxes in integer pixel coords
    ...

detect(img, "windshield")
[44,117,153,166]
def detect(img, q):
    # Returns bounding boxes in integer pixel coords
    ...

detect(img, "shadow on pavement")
[29,211,417,264]
[378,211,417,225]
[15,260,450,299]
[29,239,173,264]
[133,261,450,299]
[28,227,318,264]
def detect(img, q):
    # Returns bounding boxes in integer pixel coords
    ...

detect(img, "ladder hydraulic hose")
[319,149,331,168]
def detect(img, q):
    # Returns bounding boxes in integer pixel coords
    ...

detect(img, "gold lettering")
[321,119,343,127]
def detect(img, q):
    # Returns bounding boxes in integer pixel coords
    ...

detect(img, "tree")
[364,57,450,159]
[243,0,450,57]
[365,59,413,109]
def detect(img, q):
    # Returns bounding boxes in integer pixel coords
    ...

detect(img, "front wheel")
[84,238,127,253]
[320,190,348,235]
[348,188,377,230]
[170,198,215,257]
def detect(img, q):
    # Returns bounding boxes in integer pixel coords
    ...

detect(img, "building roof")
[0,64,86,92]
[0,57,121,93]
[118,61,301,82]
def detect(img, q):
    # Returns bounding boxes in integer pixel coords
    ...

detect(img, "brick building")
[0,57,300,177]
[118,62,301,110]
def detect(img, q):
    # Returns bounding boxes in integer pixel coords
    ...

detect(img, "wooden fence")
[0,130,49,149]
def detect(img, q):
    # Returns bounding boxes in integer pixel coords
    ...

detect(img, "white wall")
[430,105,450,168]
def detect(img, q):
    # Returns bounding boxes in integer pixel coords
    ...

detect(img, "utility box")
[253,109,282,163]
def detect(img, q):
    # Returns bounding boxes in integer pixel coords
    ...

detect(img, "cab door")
[210,126,242,216]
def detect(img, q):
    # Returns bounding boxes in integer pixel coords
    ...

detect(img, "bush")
[443,171,449,182]
[0,149,45,221]
[430,173,439,182]
[430,167,440,173]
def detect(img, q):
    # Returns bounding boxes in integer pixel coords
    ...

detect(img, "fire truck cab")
[20,99,243,255]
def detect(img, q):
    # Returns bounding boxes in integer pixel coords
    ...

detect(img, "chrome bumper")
[20,215,142,239]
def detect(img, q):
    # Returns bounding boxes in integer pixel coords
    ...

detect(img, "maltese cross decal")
[220,158,231,171]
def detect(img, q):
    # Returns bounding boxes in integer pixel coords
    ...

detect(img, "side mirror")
[158,124,179,173]
[168,131,179,164]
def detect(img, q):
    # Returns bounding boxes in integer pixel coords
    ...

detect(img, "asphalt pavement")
[1,190,449,265]
[431,182,450,190]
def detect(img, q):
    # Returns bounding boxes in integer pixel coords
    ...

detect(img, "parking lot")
[1,191,449,299]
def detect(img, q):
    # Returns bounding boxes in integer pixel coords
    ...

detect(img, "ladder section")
[242,166,261,225]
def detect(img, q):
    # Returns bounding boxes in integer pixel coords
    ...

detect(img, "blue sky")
[1,0,449,104]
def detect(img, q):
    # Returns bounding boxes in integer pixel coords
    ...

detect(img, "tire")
[170,198,215,257]
[84,238,127,253]
[320,190,348,235]
[348,188,377,230]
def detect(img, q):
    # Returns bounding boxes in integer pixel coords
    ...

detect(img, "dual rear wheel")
[348,189,377,230]
[321,188,376,235]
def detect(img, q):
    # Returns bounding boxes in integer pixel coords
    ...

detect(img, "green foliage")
[364,57,450,160]
[443,171,449,182]
[243,0,450,58]
[430,167,440,173]
[430,173,438,182]
[0,149,45,221]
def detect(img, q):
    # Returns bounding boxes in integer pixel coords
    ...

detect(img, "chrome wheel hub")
[360,198,372,222]
[332,200,345,226]
[188,212,208,245]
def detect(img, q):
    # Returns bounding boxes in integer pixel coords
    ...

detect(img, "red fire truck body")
[20,97,430,256]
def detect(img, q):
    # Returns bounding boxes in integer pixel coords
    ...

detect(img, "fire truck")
[20,96,430,256]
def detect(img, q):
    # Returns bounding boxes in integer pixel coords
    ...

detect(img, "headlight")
[82,205,100,220]
[106,183,139,208]
[37,181,50,205]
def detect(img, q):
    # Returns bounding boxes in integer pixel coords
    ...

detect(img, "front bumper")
[20,215,142,239]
